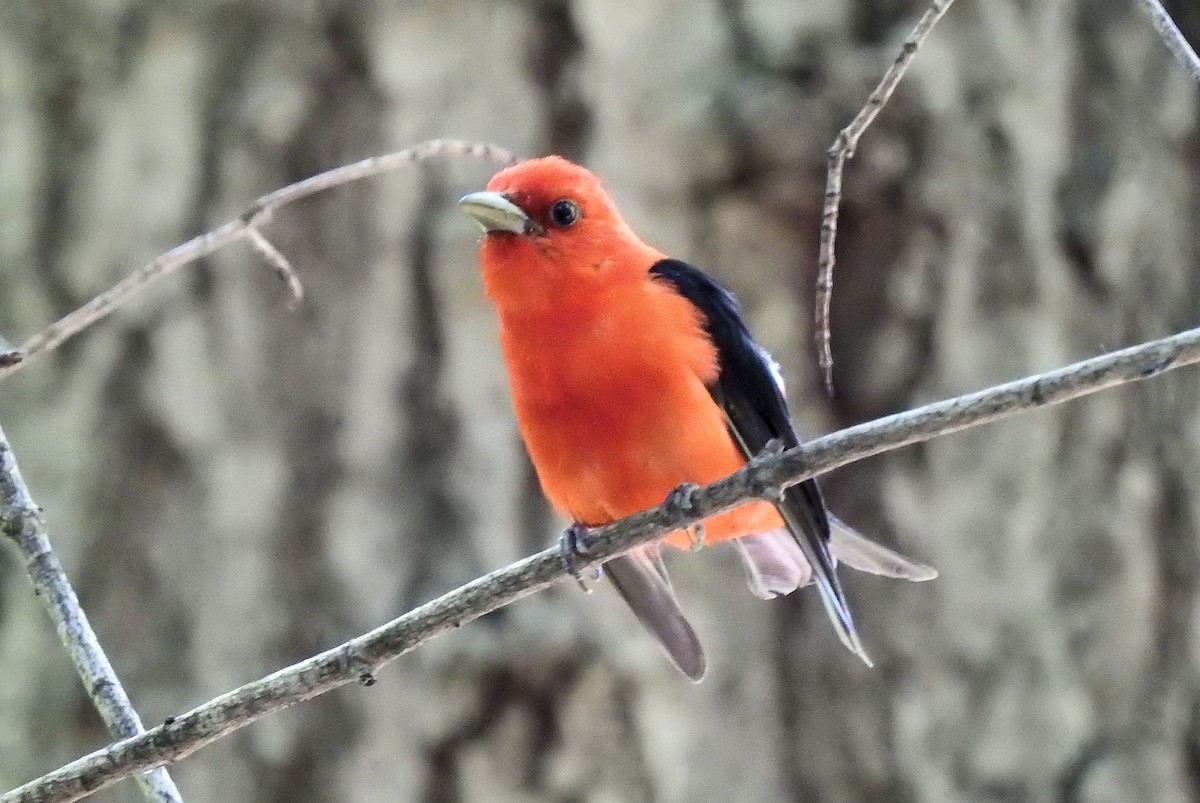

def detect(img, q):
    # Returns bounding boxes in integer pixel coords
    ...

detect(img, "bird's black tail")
[604,545,707,681]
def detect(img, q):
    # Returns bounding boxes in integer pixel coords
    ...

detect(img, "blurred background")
[3,0,1200,800]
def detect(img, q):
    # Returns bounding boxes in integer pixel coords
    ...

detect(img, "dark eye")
[549,199,580,228]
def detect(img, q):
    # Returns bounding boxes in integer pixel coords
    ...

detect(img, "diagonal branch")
[1136,0,1200,83]
[0,139,515,382]
[814,0,956,394]
[0,138,518,801]
[0,423,183,803]
[7,321,1200,803]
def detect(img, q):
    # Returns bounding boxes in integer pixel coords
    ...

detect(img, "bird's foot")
[665,482,705,551]
[559,522,599,593]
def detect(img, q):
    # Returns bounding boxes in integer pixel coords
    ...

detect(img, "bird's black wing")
[648,258,870,664]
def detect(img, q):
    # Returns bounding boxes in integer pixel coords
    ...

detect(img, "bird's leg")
[559,522,599,593]
[665,482,705,551]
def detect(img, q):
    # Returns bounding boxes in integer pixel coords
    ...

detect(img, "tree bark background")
[2,1,1199,800]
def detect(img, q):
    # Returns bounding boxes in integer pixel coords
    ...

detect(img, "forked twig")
[0,139,515,381]
[0,138,516,803]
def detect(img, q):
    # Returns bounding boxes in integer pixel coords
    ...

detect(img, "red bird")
[460,156,934,680]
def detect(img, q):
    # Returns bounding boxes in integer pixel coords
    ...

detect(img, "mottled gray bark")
[2,1,1199,802]
[11,321,1200,802]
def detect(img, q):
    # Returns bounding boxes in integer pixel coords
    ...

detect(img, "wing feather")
[649,259,874,664]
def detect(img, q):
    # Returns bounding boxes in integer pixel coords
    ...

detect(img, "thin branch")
[8,322,1200,803]
[1136,0,1200,83]
[0,139,515,381]
[244,227,304,311]
[815,0,956,393]
[0,423,183,803]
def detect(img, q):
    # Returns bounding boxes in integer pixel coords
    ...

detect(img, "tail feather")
[774,485,874,667]
[733,518,937,667]
[829,515,937,582]
[735,524,936,591]
[604,545,707,682]
[732,531,810,599]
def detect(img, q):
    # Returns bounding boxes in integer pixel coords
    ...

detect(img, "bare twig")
[815,0,956,394]
[0,139,516,381]
[8,322,1200,803]
[0,423,183,803]
[1136,0,1200,83]
[810,0,1196,388]
[244,228,304,311]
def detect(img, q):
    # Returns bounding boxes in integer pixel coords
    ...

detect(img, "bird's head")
[459,156,663,311]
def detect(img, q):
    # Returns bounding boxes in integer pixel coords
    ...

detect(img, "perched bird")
[460,156,935,680]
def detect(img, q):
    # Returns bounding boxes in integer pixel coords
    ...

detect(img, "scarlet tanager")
[460,156,935,680]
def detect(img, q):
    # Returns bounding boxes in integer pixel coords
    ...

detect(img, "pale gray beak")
[458,191,535,235]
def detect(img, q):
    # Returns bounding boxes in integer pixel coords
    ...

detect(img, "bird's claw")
[665,482,705,551]
[559,523,599,593]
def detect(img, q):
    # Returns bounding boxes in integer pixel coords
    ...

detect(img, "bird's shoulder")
[648,257,798,450]
[647,259,781,390]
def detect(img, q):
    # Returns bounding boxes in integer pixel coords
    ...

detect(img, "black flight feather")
[648,258,871,665]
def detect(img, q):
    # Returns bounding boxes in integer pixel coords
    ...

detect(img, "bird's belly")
[511,372,782,547]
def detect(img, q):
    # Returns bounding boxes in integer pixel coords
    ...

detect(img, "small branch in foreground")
[0,423,183,803]
[814,0,956,393]
[1136,0,1200,83]
[0,139,516,381]
[9,322,1200,803]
